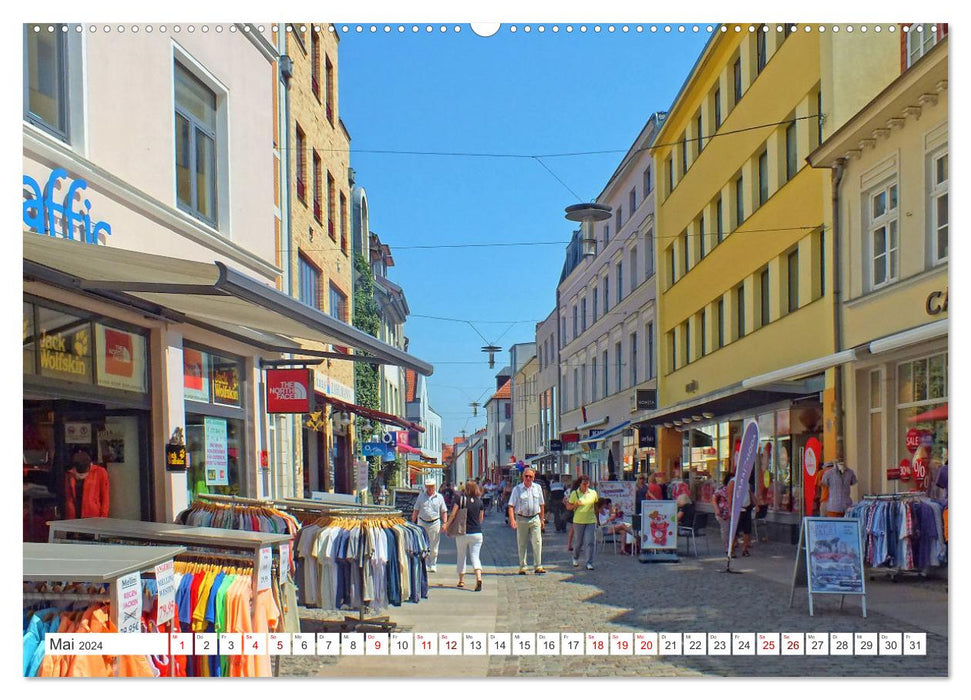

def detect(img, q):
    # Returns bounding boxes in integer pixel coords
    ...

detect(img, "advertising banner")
[803,437,822,517]
[204,416,229,486]
[183,348,210,402]
[96,324,147,393]
[640,500,677,551]
[266,368,313,413]
[727,419,760,554]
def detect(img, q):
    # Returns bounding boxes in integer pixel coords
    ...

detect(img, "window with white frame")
[24,25,69,140]
[907,24,938,68]
[929,147,948,264]
[868,181,899,288]
[175,62,218,225]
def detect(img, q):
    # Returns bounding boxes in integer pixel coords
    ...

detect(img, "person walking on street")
[508,468,546,574]
[565,476,581,551]
[412,478,448,572]
[444,481,486,590]
[567,475,598,570]
[647,473,664,501]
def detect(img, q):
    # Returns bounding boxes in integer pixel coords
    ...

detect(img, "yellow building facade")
[285,24,356,494]
[810,34,948,499]
[642,25,899,538]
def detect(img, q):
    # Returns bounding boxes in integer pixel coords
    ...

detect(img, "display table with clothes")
[23,543,185,677]
[47,517,294,676]
[845,493,947,578]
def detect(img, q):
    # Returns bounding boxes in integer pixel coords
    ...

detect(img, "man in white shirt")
[508,468,546,574]
[412,478,448,572]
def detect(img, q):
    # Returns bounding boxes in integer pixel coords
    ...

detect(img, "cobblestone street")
[281,510,947,678]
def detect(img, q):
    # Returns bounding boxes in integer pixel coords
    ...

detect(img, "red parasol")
[907,403,948,423]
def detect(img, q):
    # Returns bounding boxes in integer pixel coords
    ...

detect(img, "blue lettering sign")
[23,169,111,245]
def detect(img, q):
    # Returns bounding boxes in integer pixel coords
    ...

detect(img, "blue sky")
[338,25,710,444]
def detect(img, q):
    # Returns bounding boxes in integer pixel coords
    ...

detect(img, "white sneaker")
[586,563,594,570]
[572,558,579,567]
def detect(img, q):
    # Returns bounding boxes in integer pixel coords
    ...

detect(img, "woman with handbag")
[444,481,485,591]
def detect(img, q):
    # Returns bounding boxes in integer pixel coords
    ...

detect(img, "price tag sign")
[390,633,413,655]
[610,633,633,656]
[366,633,389,655]
[268,633,291,656]
[512,633,535,655]
[781,633,804,656]
[757,633,780,655]
[659,632,682,656]
[195,633,217,656]
[155,560,176,626]
[439,633,461,656]
[854,633,878,656]
[561,633,584,656]
[683,633,707,656]
[634,632,659,656]
[463,633,486,656]
[114,572,141,634]
[292,633,315,655]
[805,632,828,655]
[257,546,272,591]
[279,543,291,585]
[317,633,340,655]
[537,632,560,656]
[707,633,730,656]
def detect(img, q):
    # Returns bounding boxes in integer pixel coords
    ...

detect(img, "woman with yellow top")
[566,475,598,570]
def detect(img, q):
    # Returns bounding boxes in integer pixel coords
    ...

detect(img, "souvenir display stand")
[23,542,185,677]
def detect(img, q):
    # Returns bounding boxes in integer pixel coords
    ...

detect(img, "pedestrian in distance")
[567,475,598,570]
[647,473,664,500]
[507,467,547,574]
[411,478,448,572]
[549,474,567,533]
[444,481,485,591]
[565,476,581,551]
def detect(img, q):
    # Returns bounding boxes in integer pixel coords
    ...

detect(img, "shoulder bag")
[446,495,468,537]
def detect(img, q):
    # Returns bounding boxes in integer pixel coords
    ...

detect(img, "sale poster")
[204,416,229,486]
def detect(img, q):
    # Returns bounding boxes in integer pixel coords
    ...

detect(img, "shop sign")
[905,428,922,454]
[638,427,656,449]
[165,444,187,471]
[313,371,356,404]
[549,439,563,452]
[630,389,657,412]
[114,572,141,633]
[203,416,229,486]
[265,369,313,413]
[380,431,398,447]
[39,325,91,381]
[96,324,147,393]
[154,561,176,626]
[64,422,92,444]
[925,289,948,316]
[362,442,396,462]
[212,363,241,406]
[23,169,112,245]
[183,348,210,402]
[560,432,580,442]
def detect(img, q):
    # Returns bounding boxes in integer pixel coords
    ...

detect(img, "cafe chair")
[677,512,711,557]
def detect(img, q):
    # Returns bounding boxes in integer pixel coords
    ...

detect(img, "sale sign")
[906,428,922,454]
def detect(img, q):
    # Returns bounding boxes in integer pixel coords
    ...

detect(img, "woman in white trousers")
[445,481,486,591]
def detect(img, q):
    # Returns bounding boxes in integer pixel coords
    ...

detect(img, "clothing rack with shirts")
[295,506,430,631]
[23,542,185,677]
[846,493,947,581]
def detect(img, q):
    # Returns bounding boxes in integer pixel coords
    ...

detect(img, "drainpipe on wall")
[831,159,846,462]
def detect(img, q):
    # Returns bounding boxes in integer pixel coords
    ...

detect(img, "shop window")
[186,415,244,501]
[24,24,69,140]
[867,181,899,289]
[174,62,218,226]
[211,354,242,407]
[929,147,948,264]
[869,369,884,488]
[896,352,948,467]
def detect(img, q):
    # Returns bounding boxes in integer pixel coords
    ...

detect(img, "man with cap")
[412,477,448,572]
[64,446,110,519]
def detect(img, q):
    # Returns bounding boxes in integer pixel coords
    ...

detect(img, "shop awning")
[578,420,632,445]
[23,232,433,376]
[740,350,859,389]
[868,319,948,356]
[575,416,609,431]
[524,452,553,464]
[320,395,424,432]
[633,379,821,428]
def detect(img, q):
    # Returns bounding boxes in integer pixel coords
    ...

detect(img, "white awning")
[868,319,948,355]
[740,350,858,389]
[579,420,632,445]
[24,232,433,375]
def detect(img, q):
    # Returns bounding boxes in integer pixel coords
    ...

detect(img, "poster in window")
[96,324,147,393]
[211,355,241,407]
[36,307,92,383]
[183,348,209,402]
[203,416,229,486]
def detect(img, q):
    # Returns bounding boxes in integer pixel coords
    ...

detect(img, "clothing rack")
[851,494,946,582]
[23,542,185,678]
[196,493,277,507]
